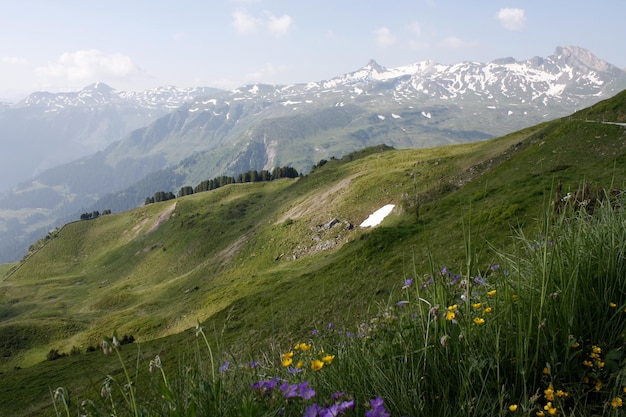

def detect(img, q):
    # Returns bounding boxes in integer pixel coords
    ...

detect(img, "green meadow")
[1,91,626,416]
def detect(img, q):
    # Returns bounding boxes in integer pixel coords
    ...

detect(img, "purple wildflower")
[440,266,448,275]
[490,264,500,271]
[249,360,259,368]
[298,381,316,400]
[365,397,390,417]
[219,361,230,372]
[250,377,281,394]
[331,392,345,400]
[326,322,334,330]
[473,275,487,286]
[304,404,320,417]
[401,278,413,289]
[396,300,408,307]
[280,382,299,398]
[311,328,318,336]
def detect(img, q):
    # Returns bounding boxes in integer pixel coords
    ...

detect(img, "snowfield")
[359,204,395,228]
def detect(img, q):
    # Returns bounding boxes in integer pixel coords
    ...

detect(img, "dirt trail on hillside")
[276,173,360,224]
[147,202,177,234]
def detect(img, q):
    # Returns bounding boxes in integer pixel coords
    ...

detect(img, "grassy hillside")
[1,92,626,416]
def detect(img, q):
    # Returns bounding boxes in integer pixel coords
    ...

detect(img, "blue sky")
[1,0,624,100]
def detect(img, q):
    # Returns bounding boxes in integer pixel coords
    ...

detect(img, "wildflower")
[582,360,593,367]
[556,390,568,398]
[536,412,545,417]
[447,304,458,311]
[571,342,580,348]
[295,343,312,351]
[610,302,618,308]
[595,381,603,392]
[299,382,316,400]
[322,354,335,364]
[473,317,485,325]
[511,294,519,300]
[592,345,602,354]
[280,382,299,398]
[509,404,518,412]
[311,329,318,336]
[612,397,623,408]
[296,360,304,369]
[311,359,324,371]
[282,357,293,367]
[542,366,550,375]
[446,310,456,321]
[396,300,408,307]
[249,361,260,368]
[440,335,449,347]
[402,278,413,289]
[487,289,497,297]
[149,355,162,373]
[484,307,493,314]
[491,264,500,271]
[472,302,482,309]
[543,402,557,415]
[219,361,230,372]
[365,396,390,417]
[544,384,555,401]
[623,386,626,393]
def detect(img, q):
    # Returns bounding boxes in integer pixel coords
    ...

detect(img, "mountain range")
[0,45,625,262]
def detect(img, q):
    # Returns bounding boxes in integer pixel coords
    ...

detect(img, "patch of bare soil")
[147,202,177,234]
[276,173,360,224]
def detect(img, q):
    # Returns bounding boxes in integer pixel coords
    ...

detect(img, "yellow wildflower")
[321,354,335,364]
[281,357,293,367]
[544,384,555,401]
[536,412,545,417]
[542,366,550,375]
[473,317,485,325]
[296,360,303,369]
[592,345,602,354]
[472,302,482,309]
[595,381,603,392]
[508,404,518,412]
[597,361,605,368]
[623,386,626,393]
[311,359,324,371]
[571,342,580,348]
[543,402,557,415]
[556,390,568,398]
[511,294,519,300]
[446,311,456,321]
[610,302,618,308]
[487,289,497,297]
[612,397,623,408]
[484,307,493,314]
[447,304,458,311]
[282,351,294,359]
[582,360,593,367]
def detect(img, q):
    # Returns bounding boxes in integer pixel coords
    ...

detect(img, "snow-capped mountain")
[0,84,221,192]
[14,82,219,110]
[0,45,625,263]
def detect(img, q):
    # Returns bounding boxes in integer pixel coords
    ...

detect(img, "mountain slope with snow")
[0,45,625,263]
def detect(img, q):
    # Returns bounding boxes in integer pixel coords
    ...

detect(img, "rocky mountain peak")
[553,45,614,72]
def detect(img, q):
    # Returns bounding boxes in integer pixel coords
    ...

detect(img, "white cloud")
[1,56,29,66]
[438,35,478,49]
[232,9,261,34]
[232,9,293,37]
[35,50,142,82]
[245,63,285,82]
[374,27,397,48]
[266,13,292,37]
[496,8,527,31]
